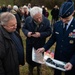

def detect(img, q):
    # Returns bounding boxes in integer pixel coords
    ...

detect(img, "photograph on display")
[32,47,66,71]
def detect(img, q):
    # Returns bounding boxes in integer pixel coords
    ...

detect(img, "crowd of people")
[0,0,75,75]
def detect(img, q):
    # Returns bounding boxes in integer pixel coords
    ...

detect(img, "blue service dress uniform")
[44,18,75,75]
[43,0,75,74]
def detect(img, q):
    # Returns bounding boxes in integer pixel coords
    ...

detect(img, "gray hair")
[23,5,29,11]
[0,12,15,25]
[13,5,18,11]
[30,6,42,18]
[23,5,28,9]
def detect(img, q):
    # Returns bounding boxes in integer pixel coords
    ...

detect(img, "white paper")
[32,47,66,71]
[32,47,45,64]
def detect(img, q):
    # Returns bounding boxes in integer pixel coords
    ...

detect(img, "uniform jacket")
[0,26,20,75]
[44,18,75,66]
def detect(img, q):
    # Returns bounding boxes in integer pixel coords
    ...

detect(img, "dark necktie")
[63,23,68,34]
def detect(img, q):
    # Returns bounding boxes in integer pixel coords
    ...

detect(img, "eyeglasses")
[46,58,65,69]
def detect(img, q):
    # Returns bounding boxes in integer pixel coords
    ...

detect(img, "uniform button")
[61,45,63,47]
[62,40,64,42]
[60,50,62,53]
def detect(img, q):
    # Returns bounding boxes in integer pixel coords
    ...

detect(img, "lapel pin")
[69,40,74,44]
[71,25,73,27]
[73,29,75,32]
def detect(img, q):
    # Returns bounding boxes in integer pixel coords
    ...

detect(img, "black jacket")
[0,26,24,75]
[22,16,51,66]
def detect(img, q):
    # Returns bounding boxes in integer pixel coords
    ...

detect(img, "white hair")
[30,6,42,17]
[7,4,12,8]
[23,5,28,10]
[23,5,28,9]
[13,5,18,11]
[0,12,15,25]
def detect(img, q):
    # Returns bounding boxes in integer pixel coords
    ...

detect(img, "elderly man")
[22,6,51,75]
[37,0,75,75]
[0,12,24,75]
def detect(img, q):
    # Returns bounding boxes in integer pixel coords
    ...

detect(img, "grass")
[48,9,52,21]
[0,0,13,6]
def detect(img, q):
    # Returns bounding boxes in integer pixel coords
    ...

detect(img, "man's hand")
[31,32,40,38]
[64,62,73,70]
[27,32,32,37]
[36,47,45,53]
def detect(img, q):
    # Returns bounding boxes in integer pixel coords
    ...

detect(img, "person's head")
[13,5,18,11]
[30,6,42,24]
[23,5,28,13]
[7,4,12,9]
[0,12,17,32]
[59,0,74,23]
[54,5,58,9]
[60,13,74,24]
[28,3,31,8]
[42,5,45,9]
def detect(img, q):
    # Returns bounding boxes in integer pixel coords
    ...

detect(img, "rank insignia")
[69,29,75,38]
[69,40,74,44]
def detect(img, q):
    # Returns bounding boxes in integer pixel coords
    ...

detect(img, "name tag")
[55,32,59,34]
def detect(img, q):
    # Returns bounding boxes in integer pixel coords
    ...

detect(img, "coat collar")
[0,26,12,40]
[29,15,45,25]
[29,16,45,31]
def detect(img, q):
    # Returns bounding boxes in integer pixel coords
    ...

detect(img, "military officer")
[37,0,75,75]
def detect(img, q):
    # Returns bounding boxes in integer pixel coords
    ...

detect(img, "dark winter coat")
[0,26,21,75]
[22,16,51,66]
